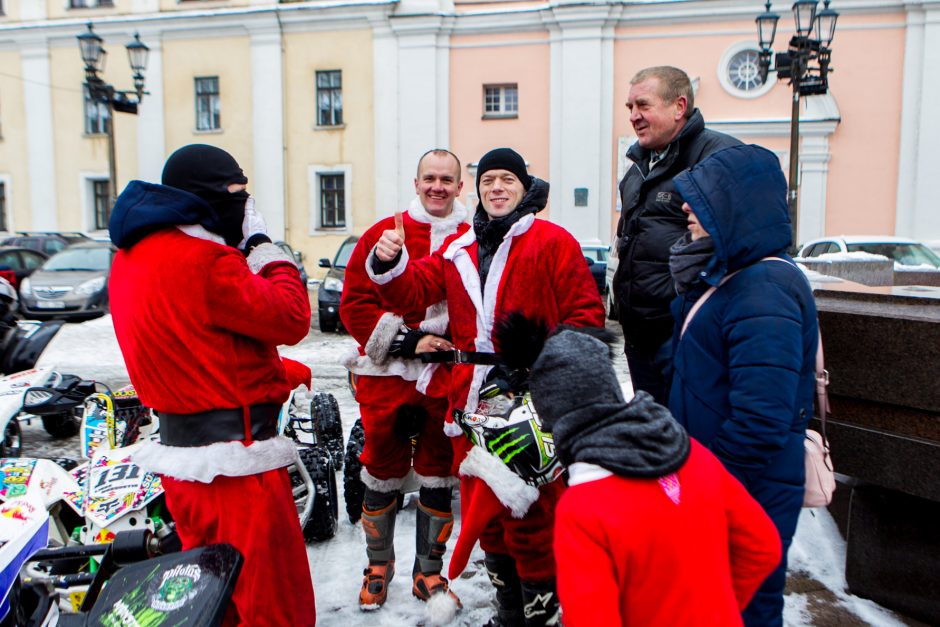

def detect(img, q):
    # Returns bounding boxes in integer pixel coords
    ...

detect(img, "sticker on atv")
[65,447,163,529]
[0,459,36,500]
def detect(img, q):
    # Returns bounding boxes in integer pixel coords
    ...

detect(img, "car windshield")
[42,247,111,272]
[846,243,940,268]
[582,247,608,262]
[334,241,357,269]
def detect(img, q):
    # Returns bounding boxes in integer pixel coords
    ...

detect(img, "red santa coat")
[341,198,469,487]
[554,440,782,626]
[369,213,605,578]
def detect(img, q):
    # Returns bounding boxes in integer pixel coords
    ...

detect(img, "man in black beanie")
[368,147,605,626]
[107,144,316,625]
[529,329,781,626]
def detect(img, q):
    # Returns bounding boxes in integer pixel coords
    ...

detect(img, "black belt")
[420,350,501,365]
[158,403,281,448]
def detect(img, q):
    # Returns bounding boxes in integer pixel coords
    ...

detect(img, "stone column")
[250,19,286,239]
[20,39,58,230]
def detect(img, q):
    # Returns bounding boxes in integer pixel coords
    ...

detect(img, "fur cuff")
[367,246,410,285]
[459,446,539,518]
[361,468,406,492]
[247,242,294,274]
[419,302,449,336]
[131,436,298,483]
[365,312,403,365]
[414,472,459,489]
[443,420,464,438]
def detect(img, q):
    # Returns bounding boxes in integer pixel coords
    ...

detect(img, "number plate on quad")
[65,446,162,529]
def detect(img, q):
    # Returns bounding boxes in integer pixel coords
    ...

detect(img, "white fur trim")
[414,472,459,489]
[419,301,450,336]
[407,196,469,253]
[131,436,298,483]
[367,246,410,285]
[415,363,440,394]
[364,312,403,365]
[341,347,426,381]
[247,242,293,274]
[177,224,225,245]
[443,420,464,438]
[459,446,539,519]
[426,590,460,626]
[361,468,406,492]
[567,462,613,487]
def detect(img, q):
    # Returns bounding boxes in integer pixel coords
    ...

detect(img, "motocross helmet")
[458,392,563,488]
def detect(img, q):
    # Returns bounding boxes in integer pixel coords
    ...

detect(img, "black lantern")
[126,33,149,77]
[77,23,105,72]
[814,0,839,47]
[792,0,818,38]
[756,1,780,50]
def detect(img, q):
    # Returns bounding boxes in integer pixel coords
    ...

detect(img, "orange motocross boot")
[412,501,461,608]
[359,497,397,610]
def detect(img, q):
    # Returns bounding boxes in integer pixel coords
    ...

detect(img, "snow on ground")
[31,314,911,626]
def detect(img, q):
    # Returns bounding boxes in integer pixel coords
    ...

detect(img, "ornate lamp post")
[756,0,838,248]
[77,23,150,207]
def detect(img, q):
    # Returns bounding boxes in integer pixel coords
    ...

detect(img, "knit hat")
[476,147,532,197]
[161,144,249,247]
[529,329,690,478]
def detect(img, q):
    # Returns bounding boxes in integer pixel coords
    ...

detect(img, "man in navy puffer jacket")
[668,144,818,626]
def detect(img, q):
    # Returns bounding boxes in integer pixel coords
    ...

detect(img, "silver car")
[19,242,115,321]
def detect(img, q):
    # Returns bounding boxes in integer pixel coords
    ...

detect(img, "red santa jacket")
[110,227,311,482]
[340,197,468,396]
[554,440,782,626]
[369,212,605,576]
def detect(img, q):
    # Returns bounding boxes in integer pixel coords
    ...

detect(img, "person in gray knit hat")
[530,329,781,626]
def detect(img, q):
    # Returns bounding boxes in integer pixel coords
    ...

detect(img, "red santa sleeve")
[340,221,407,361]
[721,460,783,609]
[205,247,311,347]
[549,229,606,328]
[281,357,312,389]
[553,486,623,626]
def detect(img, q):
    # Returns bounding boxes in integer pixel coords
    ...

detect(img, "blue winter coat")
[668,145,817,535]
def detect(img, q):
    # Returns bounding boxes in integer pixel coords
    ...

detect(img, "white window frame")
[308,164,352,235]
[718,41,776,99]
[483,84,519,119]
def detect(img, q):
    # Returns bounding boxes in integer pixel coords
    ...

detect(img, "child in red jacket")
[528,329,781,626]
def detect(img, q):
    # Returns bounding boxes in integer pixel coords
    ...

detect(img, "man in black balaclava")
[107,145,316,625]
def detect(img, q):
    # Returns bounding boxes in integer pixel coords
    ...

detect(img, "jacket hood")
[109,180,220,249]
[673,144,791,282]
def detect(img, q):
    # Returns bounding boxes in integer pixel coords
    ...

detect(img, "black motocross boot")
[521,579,561,626]
[484,552,525,627]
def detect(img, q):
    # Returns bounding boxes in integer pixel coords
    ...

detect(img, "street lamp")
[756,0,838,249]
[77,23,150,208]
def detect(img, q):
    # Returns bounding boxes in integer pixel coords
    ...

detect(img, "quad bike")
[0,495,241,627]
[278,388,342,542]
[0,277,65,380]
[0,368,87,461]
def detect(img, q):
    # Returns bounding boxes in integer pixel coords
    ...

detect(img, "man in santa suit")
[340,149,469,615]
[369,147,605,626]
[108,144,316,626]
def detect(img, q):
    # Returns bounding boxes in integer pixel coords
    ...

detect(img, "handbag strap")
[678,256,830,438]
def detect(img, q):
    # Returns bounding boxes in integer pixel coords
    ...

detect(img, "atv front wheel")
[343,418,366,524]
[311,392,344,470]
[41,411,80,438]
[298,446,338,542]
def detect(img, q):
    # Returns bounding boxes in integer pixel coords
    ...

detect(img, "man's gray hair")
[630,66,694,119]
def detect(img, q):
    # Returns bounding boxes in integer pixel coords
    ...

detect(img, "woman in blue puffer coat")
[667,144,818,627]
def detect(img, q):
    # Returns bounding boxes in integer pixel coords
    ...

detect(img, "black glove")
[388,325,427,359]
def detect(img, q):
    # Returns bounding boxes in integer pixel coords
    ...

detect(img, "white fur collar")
[407,196,469,252]
[177,224,226,245]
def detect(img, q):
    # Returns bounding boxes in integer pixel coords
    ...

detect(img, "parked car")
[581,243,609,296]
[797,236,940,268]
[0,246,48,289]
[604,236,621,320]
[0,231,91,256]
[317,235,358,333]
[276,240,310,286]
[18,241,115,321]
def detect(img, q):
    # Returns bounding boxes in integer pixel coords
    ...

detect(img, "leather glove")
[238,197,269,250]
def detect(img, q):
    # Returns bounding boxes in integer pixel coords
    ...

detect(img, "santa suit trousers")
[162,469,316,626]
[357,374,453,483]
[479,479,565,582]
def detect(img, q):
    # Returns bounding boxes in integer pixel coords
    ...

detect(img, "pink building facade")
[374,0,939,250]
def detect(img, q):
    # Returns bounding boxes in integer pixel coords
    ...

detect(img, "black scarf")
[669,233,715,294]
[553,391,690,478]
[473,178,549,286]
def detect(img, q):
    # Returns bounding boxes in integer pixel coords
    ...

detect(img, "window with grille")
[0,183,7,232]
[319,174,345,228]
[483,84,518,118]
[69,0,114,7]
[195,76,221,131]
[84,85,109,135]
[316,71,343,127]
[93,180,110,230]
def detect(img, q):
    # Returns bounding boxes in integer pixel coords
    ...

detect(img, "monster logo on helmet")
[458,392,562,488]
